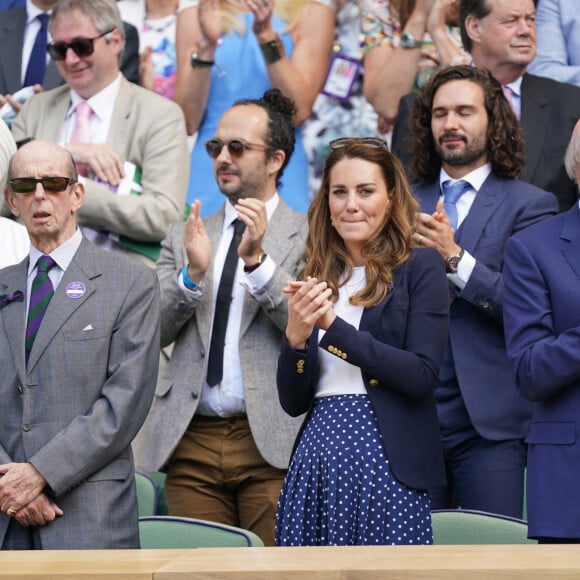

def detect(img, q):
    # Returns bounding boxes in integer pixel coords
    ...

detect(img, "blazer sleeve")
[319,250,449,400]
[459,187,558,322]
[527,0,580,86]
[504,235,580,402]
[28,267,161,496]
[277,249,449,415]
[155,221,204,347]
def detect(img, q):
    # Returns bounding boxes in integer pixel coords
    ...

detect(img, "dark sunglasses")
[205,138,269,159]
[46,29,115,61]
[329,137,388,150]
[9,177,74,194]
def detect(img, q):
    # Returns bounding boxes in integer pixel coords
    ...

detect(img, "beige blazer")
[10,77,189,258]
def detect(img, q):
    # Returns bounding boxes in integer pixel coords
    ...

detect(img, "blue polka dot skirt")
[275,394,432,546]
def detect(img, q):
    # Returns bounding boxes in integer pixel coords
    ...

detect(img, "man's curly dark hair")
[409,65,525,183]
[234,89,296,188]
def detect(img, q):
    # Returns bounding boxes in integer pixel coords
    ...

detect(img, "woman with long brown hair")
[275,138,449,545]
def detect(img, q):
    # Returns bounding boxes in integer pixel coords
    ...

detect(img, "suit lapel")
[520,74,549,183]
[455,173,502,251]
[0,260,28,386]
[26,240,100,371]
[196,209,224,350]
[107,77,132,155]
[560,206,580,281]
[239,199,299,338]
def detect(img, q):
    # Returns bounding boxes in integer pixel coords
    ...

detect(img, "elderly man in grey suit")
[9,0,188,264]
[137,89,306,546]
[0,140,160,549]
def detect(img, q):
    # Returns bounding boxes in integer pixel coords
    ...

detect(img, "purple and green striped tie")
[25,255,56,362]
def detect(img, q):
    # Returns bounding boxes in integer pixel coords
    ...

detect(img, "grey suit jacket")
[137,199,307,473]
[0,238,160,549]
[10,76,189,260]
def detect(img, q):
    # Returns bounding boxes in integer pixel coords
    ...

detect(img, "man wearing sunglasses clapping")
[9,0,189,265]
[137,89,307,546]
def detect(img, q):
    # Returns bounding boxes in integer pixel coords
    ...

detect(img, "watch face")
[447,257,459,272]
[401,32,422,49]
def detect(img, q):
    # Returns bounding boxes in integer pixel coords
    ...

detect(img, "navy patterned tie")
[442,180,471,230]
[25,255,56,362]
[24,13,50,87]
[206,219,246,387]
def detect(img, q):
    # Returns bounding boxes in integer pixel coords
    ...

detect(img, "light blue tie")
[442,180,470,230]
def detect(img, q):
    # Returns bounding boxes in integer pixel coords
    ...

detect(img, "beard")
[435,132,488,167]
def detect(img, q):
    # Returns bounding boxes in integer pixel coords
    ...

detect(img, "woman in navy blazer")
[275,138,449,546]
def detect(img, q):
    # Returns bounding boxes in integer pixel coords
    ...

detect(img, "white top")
[0,218,29,269]
[316,266,366,398]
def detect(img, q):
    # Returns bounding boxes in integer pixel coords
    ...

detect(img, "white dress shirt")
[179,195,279,416]
[439,163,491,290]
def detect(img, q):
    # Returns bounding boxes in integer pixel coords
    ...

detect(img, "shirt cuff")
[178,268,203,296]
[243,255,275,292]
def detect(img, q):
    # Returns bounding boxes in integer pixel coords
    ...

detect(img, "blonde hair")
[219,0,313,34]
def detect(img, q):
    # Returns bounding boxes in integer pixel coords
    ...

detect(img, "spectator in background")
[174,0,334,215]
[0,120,29,268]
[393,0,580,212]
[301,0,379,198]
[361,0,466,135]
[410,65,558,517]
[0,140,159,549]
[503,120,580,544]
[0,0,140,123]
[528,0,580,87]
[10,0,189,265]
[275,137,448,546]
[117,0,179,99]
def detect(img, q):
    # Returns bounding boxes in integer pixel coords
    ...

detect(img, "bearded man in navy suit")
[409,65,557,517]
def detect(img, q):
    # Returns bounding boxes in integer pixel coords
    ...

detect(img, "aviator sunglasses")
[205,138,269,159]
[9,177,74,194]
[329,137,388,150]
[46,29,115,61]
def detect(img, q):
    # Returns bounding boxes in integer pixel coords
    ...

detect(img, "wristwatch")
[190,51,214,69]
[259,37,284,65]
[244,251,267,273]
[445,248,465,274]
[400,31,422,49]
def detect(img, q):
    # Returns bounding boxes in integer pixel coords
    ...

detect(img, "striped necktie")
[26,255,56,362]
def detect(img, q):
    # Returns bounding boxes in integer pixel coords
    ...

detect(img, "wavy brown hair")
[409,65,525,183]
[301,140,419,308]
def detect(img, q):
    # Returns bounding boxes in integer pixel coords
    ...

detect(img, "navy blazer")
[413,173,558,440]
[392,73,580,212]
[504,206,580,538]
[277,248,449,491]
[0,7,140,95]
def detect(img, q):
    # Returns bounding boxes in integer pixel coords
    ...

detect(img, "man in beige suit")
[10,0,188,263]
[137,89,306,546]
